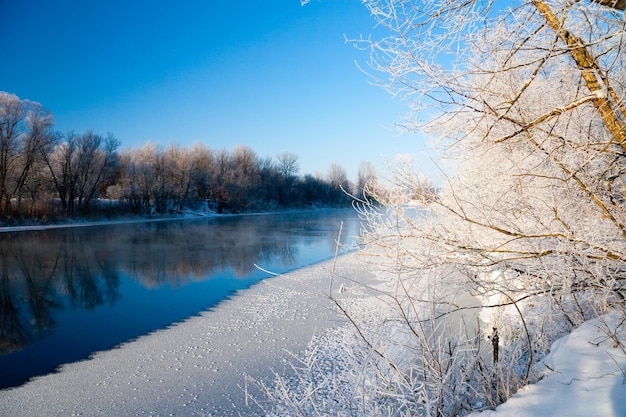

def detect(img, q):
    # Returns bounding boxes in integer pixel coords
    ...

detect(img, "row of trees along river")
[0,92,377,223]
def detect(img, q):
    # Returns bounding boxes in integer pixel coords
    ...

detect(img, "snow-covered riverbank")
[468,311,626,417]
[1,250,624,416]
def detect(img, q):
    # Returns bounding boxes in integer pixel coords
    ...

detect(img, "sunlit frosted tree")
[261,1,626,415]
[355,160,377,197]
[358,0,626,324]
[358,0,626,412]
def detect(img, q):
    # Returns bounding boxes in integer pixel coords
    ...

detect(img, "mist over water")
[0,209,360,389]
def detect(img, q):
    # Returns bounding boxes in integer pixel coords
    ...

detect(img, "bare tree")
[327,163,347,187]
[44,131,120,215]
[0,92,56,217]
[326,162,351,205]
[130,142,159,214]
[276,152,300,206]
[276,152,299,179]
[210,149,232,213]
[228,145,261,211]
[162,143,194,211]
[189,142,216,207]
[257,156,281,207]
[355,160,377,197]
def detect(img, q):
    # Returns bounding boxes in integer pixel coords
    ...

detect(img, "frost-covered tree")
[327,162,351,204]
[188,142,216,206]
[358,0,626,326]
[359,0,626,412]
[126,142,159,213]
[162,143,194,211]
[261,1,626,415]
[355,160,377,197]
[228,145,262,210]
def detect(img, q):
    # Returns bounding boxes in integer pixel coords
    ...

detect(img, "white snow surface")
[468,311,626,417]
[1,251,625,416]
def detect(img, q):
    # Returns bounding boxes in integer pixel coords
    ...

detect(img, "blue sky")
[1,0,422,180]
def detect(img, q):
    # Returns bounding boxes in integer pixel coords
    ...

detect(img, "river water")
[0,209,361,389]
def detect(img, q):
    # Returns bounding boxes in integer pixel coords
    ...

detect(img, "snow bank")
[468,311,626,417]
[0,254,369,417]
[1,249,623,417]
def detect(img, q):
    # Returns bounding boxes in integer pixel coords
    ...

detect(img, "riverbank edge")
[0,207,344,233]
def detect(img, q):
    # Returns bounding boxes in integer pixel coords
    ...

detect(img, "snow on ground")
[0,254,373,417]
[1,249,624,417]
[468,311,626,417]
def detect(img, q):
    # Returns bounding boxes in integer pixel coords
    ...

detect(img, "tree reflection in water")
[0,210,359,388]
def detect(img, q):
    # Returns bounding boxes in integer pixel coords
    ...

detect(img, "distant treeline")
[0,92,375,223]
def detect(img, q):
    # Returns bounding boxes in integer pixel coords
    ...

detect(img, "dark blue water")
[0,209,360,389]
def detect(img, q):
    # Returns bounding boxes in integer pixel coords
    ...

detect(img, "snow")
[0,251,624,416]
[468,311,626,417]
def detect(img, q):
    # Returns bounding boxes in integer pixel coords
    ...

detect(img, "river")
[0,209,361,390]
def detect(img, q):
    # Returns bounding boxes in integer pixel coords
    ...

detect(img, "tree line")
[0,92,374,223]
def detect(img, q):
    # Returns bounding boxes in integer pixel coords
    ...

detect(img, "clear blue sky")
[1,0,422,181]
